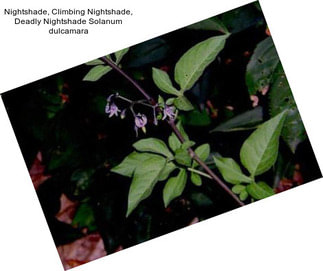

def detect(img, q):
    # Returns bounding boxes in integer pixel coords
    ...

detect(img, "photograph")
[1,2,321,269]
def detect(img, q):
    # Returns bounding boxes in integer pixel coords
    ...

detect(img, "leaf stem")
[103,57,244,207]
[187,168,212,179]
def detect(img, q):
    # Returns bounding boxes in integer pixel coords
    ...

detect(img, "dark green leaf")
[187,17,229,34]
[174,35,229,91]
[210,107,263,132]
[152,68,180,96]
[71,169,95,196]
[114,47,129,64]
[213,157,253,184]
[246,181,274,200]
[133,138,173,158]
[181,109,212,126]
[269,63,306,152]
[163,169,187,207]
[246,37,280,95]
[72,203,97,231]
[240,111,287,177]
[127,156,166,216]
[83,65,112,81]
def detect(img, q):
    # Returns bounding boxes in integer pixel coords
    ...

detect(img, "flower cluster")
[105,93,176,136]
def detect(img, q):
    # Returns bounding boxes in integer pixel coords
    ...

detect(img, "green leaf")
[175,148,192,167]
[85,59,104,65]
[166,98,175,105]
[158,95,165,105]
[163,169,187,207]
[176,121,189,141]
[246,181,274,200]
[213,157,253,184]
[158,162,177,181]
[187,17,229,34]
[246,37,280,95]
[127,156,166,216]
[240,111,287,177]
[133,138,173,158]
[173,96,194,111]
[111,152,159,177]
[114,47,129,64]
[239,190,248,201]
[71,168,95,196]
[269,63,306,152]
[174,35,228,91]
[182,140,195,149]
[152,68,180,96]
[83,65,112,81]
[232,184,245,194]
[181,109,212,127]
[72,203,97,231]
[168,133,181,152]
[190,172,202,186]
[210,107,263,133]
[192,144,210,168]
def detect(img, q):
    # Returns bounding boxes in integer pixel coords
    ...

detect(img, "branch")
[101,57,244,207]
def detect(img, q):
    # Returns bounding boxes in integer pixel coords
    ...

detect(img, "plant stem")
[187,168,212,179]
[102,57,244,207]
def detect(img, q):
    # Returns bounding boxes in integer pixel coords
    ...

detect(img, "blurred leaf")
[269,63,306,152]
[213,157,253,184]
[152,68,180,96]
[71,168,95,196]
[168,132,181,152]
[72,202,97,232]
[126,38,169,68]
[182,109,211,126]
[127,156,166,216]
[246,181,274,200]
[239,190,248,201]
[232,184,245,194]
[190,172,202,186]
[133,138,173,158]
[210,107,263,132]
[187,17,229,34]
[192,144,210,168]
[174,96,194,111]
[176,121,189,141]
[175,35,229,91]
[83,65,112,81]
[85,59,104,65]
[240,111,287,177]
[246,37,279,95]
[114,47,129,64]
[163,169,187,207]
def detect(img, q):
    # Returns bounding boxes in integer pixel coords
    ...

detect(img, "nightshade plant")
[83,31,295,217]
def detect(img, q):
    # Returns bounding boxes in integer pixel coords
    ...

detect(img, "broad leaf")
[158,162,177,181]
[175,148,192,167]
[239,190,248,201]
[174,35,229,91]
[232,184,245,194]
[111,152,159,177]
[246,37,280,95]
[192,144,210,168]
[210,107,263,133]
[269,63,306,152]
[72,203,97,231]
[133,138,173,158]
[213,157,253,184]
[163,169,187,207]
[246,181,274,200]
[190,172,202,186]
[174,96,194,111]
[114,48,129,64]
[152,68,180,96]
[127,156,166,216]
[240,111,287,177]
[83,65,112,81]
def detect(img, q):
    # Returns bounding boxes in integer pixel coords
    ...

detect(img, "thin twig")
[101,57,244,207]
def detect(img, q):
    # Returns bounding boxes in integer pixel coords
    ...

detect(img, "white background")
[1,0,323,270]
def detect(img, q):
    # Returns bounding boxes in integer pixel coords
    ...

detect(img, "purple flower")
[105,103,121,117]
[134,113,148,136]
[162,106,176,120]
[120,109,127,119]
